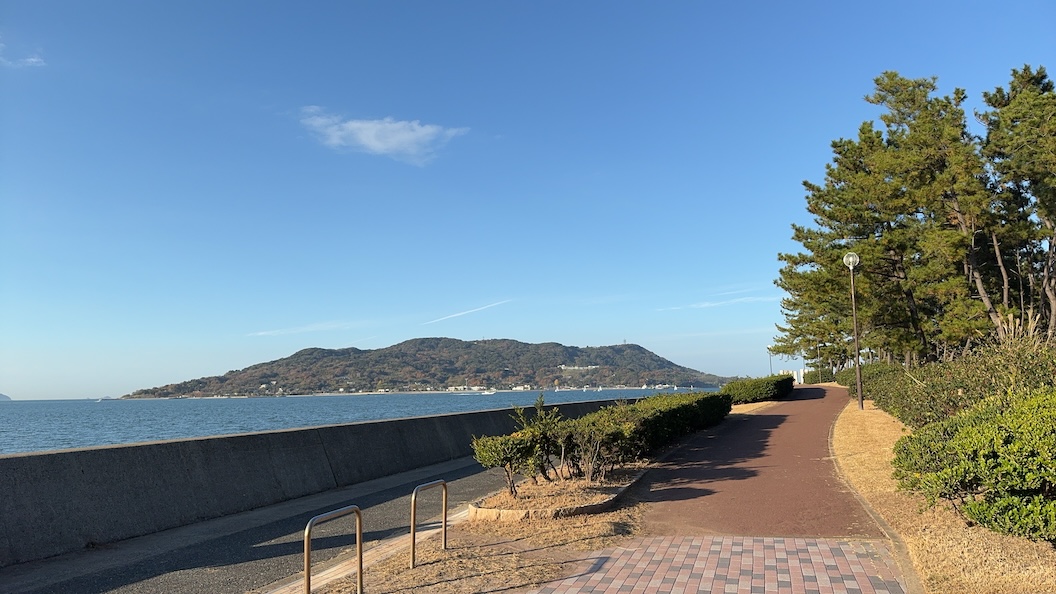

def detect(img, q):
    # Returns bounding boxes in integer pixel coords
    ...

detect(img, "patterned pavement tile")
[530,536,906,594]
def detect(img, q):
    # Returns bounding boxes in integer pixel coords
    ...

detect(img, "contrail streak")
[423,300,512,325]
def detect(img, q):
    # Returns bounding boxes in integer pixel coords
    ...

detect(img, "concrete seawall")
[0,400,615,568]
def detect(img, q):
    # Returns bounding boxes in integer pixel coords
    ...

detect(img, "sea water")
[0,388,711,455]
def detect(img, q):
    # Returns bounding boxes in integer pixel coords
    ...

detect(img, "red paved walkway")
[526,385,916,594]
[642,386,882,538]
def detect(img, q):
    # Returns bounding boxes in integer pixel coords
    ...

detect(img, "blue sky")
[1,1,1052,400]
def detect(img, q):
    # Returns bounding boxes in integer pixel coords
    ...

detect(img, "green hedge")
[835,362,928,422]
[559,391,732,482]
[837,338,1056,429]
[803,368,835,384]
[719,375,794,404]
[472,391,732,494]
[878,337,1056,542]
[892,389,1056,541]
[606,391,734,457]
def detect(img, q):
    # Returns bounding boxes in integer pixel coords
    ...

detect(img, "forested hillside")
[123,338,731,398]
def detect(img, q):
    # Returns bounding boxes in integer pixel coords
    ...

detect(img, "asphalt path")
[636,385,884,538]
[1,456,506,594]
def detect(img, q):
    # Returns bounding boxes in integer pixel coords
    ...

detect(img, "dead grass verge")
[476,465,643,511]
[321,503,643,594]
[320,470,643,594]
[832,400,1056,594]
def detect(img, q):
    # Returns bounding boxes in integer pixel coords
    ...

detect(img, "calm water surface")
[0,388,707,455]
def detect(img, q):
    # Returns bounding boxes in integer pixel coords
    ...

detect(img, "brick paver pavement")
[533,536,905,594]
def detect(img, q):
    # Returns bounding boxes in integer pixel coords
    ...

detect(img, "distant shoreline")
[122,385,716,400]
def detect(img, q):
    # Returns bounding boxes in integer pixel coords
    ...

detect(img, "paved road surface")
[1,456,505,594]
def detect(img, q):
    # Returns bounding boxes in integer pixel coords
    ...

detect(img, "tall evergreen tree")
[980,65,1056,338]
[775,67,1051,366]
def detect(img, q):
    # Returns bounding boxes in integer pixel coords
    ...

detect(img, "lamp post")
[767,345,773,375]
[843,252,864,410]
[816,342,822,383]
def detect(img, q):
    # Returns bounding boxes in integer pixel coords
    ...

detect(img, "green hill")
[123,338,733,398]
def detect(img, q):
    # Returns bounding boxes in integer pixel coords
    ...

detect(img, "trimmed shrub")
[617,391,733,457]
[561,391,732,481]
[840,337,1056,428]
[511,395,565,481]
[891,396,1006,498]
[471,432,534,497]
[475,391,734,490]
[803,368,835,384]
[561,411,633,483]
[893,389,1056,541]
[836,362,929,424]
[719,375,794,404]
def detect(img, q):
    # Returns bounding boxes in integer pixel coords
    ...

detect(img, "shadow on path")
[635,386,885,538]
[631,413,787,504]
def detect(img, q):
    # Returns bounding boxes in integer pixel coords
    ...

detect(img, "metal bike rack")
[409,479,448,568]
[303,504,362,594]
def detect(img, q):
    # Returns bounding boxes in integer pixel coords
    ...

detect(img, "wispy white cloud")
[423,300,512,325]
[688,296,781,308]
[248,320,366,337]
[578,293,639,306]
[649,327,777,339]
[659,295,781,311]
[0,37,45,68]
[708,287,759,297]
[299,106,468,165]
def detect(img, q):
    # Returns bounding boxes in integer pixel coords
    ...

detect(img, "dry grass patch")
[321,503,643,594]
[833,400,1056,594]
[729,400,778,415]
[477,466,643,511]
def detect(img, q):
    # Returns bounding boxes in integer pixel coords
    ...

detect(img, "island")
[123,338,737,399]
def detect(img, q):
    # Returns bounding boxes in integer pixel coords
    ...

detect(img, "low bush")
[511,395,565,482]
[472,391,732,492]
[892,389,1056,541]
[839,337,1056,428]
[617,391,733,458]
[560,411,633,483]
[803,368,835,384]
[471,432,535,497]
[719,375,794,404]
[891,396,1006,497]
[836,362,930,425]
[835,362,909,400]
[562,391,732,481]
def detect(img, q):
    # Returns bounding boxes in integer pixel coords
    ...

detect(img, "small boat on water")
[480,390,496,395]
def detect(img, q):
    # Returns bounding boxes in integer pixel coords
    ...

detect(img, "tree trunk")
[1041,218,1056,343]
[949,195,1005,338]
[970,259,1007,339]
[1045,247,1056,343]
[991,231,1011,309]
[888,247,930,354]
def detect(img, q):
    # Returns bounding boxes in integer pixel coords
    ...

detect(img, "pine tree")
[776,67,1052,366]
